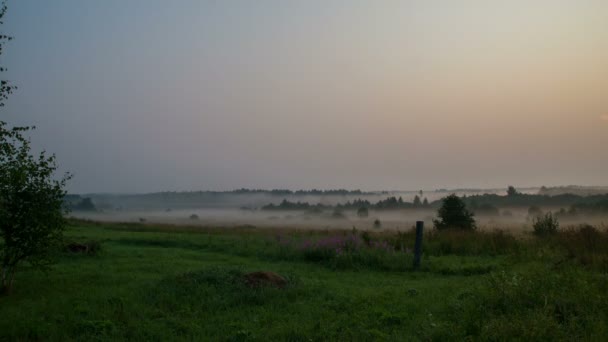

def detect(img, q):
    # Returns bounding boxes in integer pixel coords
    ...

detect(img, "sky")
[2,0,608,193]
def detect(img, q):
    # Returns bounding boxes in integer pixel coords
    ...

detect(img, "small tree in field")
[532,212,559,236]
[0,123,71,294]
[433,194,476,231]
[507,186,518,197]
[413,195,422,208]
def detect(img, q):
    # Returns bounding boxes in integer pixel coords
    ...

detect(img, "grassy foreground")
[1,220,607,341]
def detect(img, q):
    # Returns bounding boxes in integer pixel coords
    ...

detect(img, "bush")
[533,213,559,236]
[1,123,71,294]
[373,219,382,229]
[434,194,476,231]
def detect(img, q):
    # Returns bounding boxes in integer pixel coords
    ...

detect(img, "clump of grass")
[373,219,382,229]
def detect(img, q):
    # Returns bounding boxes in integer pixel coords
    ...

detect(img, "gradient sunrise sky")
[3,0,608,193]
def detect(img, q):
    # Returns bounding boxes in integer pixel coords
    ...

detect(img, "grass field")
[1,220,607,341]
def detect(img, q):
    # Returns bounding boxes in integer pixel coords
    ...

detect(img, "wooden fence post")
[413,221,424,269]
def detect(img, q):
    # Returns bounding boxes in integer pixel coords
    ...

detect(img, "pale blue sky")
[3,1,608,193]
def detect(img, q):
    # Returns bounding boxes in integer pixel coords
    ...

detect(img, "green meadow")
[1,220,607,341]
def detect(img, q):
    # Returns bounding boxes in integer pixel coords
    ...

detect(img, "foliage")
[0,122,71,294]
[422,197,429,207]
[433,194,476,231]
[533,212,559,236]
[262,199,329,211]
[507,185,518,197]
[0,0,16,108]
[571,199,608,214]
[413,195,422,208]
[263,195,425,212]
[431,191,608,210]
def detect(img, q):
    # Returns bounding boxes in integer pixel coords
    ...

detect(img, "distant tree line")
[231,188,373,195]
[261,195,432,211]
[438,192,608,210]
[261,199,329,211]
[64,195,96,212]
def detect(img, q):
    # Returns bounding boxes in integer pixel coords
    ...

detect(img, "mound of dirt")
[66,243,89,253]
[243,271,287,289]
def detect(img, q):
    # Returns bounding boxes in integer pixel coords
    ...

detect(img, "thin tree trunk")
[0,267,8,295]
[0,266,14,295]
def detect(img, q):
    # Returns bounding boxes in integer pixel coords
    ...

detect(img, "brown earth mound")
[66,243,88,253]
[243,271,287,289]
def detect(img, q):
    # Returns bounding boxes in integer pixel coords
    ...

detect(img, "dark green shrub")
[434,194,476,231]
[533,213,559,236]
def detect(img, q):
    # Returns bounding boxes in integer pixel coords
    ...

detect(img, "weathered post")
[413,221,424,269]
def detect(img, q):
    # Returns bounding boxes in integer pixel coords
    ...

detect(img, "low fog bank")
[74,188,539,211]
[69,207,608,233]
[67,187,608,231]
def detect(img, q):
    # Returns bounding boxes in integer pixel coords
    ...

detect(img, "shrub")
[373,219,382,229]
[532,213,559,236]
[434,194,476,231]
[1,123,71,294]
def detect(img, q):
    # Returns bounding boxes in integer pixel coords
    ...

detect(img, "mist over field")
[66,187,608,232]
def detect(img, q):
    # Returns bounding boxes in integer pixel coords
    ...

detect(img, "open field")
[1,220,607,341]
[70,207,608,235]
